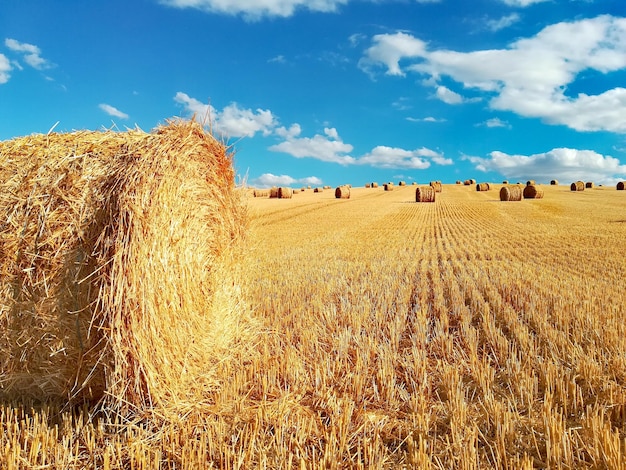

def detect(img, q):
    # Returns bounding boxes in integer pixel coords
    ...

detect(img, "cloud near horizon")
[99,103,129,119]
[359,15,626,133]
[252,173,323,188]
[466,148,626,184]
[159,0,349,19]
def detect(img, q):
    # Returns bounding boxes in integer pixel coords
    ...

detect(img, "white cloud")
[5,38,50,70]
[360,16,626,133]
[358,32,427,77]
[501,0,548,6]
[467,148,626,184]
[435,85,463,104]
[407,116,446,123]
[357,145,451,169]
[0,54,11,83]
[269,126,356,165]
[479,117,511,128]
[252,173,322,188]
[158,0,349,19]
[485,13,520,32]
[99,103,129,120]
[174,92,277,138]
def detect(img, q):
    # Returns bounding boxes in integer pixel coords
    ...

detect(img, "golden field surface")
[2,183,626,469]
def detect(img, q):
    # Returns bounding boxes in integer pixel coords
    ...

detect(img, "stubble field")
[2,183,625,468]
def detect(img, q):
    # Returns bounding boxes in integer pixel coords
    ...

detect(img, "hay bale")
[586,181,595,188]
[278,187,293,198]
[500,185,523,201]
[570,181,585,191]
[429,181,442,193]
[335,186,350,199]
[314,187,323,193]
[476,182,490,191]
[412,182,417,185]
[523,184,544,199]
[365,183,371,188]
[617,181,626,190]
[550,179,558,185]
[415,186,436,202]
[269,187,279,198]
[398,181,406,186]
[253,188,269,197]
[323,185,331,189]
[384,183,394,191]
[526,180,536,186]
[456,180,462,185]
[371,182,379,188]
[502,180,509,185]
[0,119,247,411]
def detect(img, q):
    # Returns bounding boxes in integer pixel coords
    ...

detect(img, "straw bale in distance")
[551,179,559,185]
[365,183,371,188]
[502,180,509,185]
[269,187,279,198]
[586,182,594,188]
[314,187,323,193]
[415,186,436,202]
[476,182,490,191]
[526,180,536,186]
[398,181,406,186]
[384,183,394,191]
[278,187,293,198]
[429,181,442,193]
[0,119,247,410]
[617,181,626,190]
[523,184,544,199]
[571,181,585,191]
[335,186,350,199]
[371,182,379,188]
[500,185,523,201]
[253,188,269,197]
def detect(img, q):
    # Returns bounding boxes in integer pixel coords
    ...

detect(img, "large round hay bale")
[269,187,279,198]
[476,182,490,191]
[523,184,544,199]
[550,179,559,185]
[0,119,247,411]
[585,181,594,188]
[415,186,436,202]
[335,186,350,199]
[253,188,269,197]
[570,181,585,191]
[500,185,523,201]
[398,181,406,186]
[314,187,324,193]
[278,187,293,198]
[384,183,394,191]
[371,182,379,188]
[617,181,626,190]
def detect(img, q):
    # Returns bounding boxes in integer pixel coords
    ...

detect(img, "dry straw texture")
[253,189,269,197]
[571,181,585,191]
[500,185,523,201]
[523,184,544,199]
[269,187,279,198]
[476,183,491,192]
[617,181,626,190]
[335,186,350,199]
[0,119,247,412]
[278,187,293,198]
[415,185,436,202]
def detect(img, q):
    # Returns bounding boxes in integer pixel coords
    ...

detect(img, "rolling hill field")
[2,183,625,468]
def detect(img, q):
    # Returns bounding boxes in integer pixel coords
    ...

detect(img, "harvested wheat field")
[2,183,626,468]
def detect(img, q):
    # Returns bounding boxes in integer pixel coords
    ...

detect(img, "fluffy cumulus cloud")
[99,103,129,119]
[360,15,626,133]
[0,54,10,83]
[357,145,451,169]
[269,126,356,165]
[467,148,626,184]
[158,0,348,19]
[5,38,50,70]
[175,92,277,138]
[252,173,322,188]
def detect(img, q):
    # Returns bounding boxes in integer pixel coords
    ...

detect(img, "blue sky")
[1,0,626,187]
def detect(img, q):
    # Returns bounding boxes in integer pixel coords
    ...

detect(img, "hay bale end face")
[526,180,536,186]
[335,186,350,199]
[586,182,595,188]
[500,185,523,201]
[314,187,323,193]
[523,184,544,199]
[0,119,247,410]
[617,181,626,190]
[571,181,585,191]
[550,179,559,185]
[278,187,293,198]
[384,183,394,191]
[476,182,490,191]
[429,181,442,193]
[415,186,436,202]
